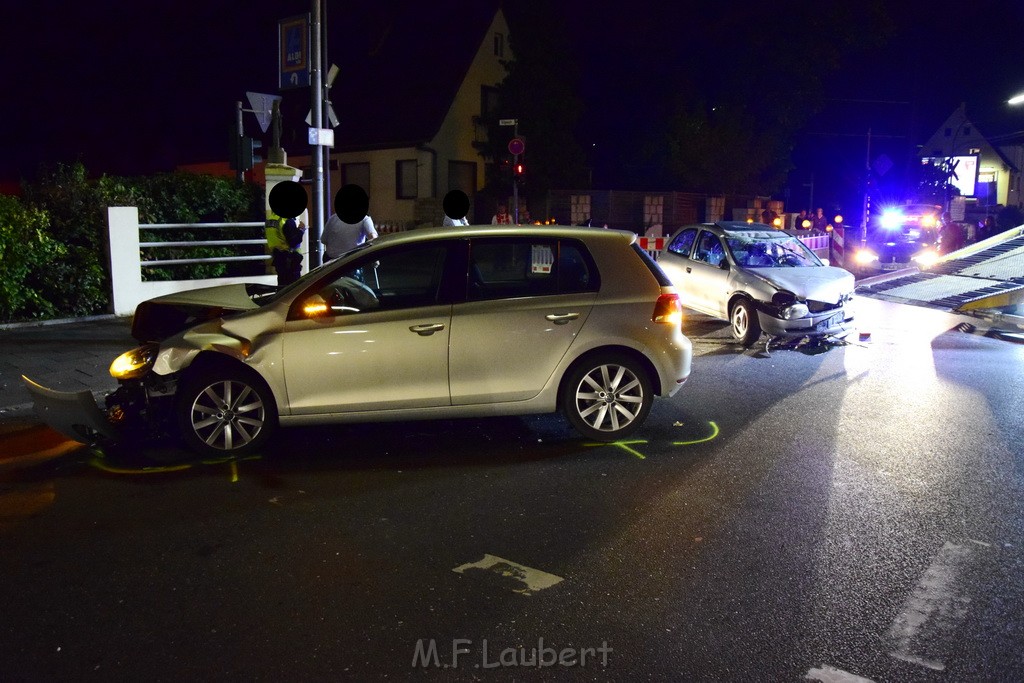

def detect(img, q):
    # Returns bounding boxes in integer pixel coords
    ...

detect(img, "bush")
[15,163,264,320]
[0,195,67,321]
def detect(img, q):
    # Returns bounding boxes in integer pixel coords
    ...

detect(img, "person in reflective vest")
[266,212,305,287]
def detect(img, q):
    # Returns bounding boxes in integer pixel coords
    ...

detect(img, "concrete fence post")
[107,207,142,316]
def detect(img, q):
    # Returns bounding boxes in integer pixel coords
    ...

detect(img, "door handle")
[545,312,580,325]
[685,267,692,273]
[409,323,445,336]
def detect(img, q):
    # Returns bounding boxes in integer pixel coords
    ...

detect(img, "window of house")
[494,32,504,58]
[396,160,417,199]
[481,86,499,119]
[341,162,370,192]
[448,161,477,210]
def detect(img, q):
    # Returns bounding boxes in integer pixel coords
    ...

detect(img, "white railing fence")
[107,206,286,316]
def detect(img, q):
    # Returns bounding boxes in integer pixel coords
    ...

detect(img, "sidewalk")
[0,316,135,422]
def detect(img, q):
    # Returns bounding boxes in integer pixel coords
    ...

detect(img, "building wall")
[428,10,511,196]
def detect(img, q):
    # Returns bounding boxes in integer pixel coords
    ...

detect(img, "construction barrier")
[637,236,666,260]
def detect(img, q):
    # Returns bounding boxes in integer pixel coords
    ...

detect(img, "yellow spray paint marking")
[87,453,261,482]
[586,440,648,459]
[673,421,720,446]
[88,458,192,475]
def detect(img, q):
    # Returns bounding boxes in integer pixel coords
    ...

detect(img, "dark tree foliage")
[630,1,892,194]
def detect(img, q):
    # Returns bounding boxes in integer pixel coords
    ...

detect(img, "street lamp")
[1007,92,1024,105]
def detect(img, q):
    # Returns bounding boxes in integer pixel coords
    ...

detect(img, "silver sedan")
[658,221,855,346]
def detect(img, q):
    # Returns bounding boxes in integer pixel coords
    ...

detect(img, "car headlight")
[780,303,809,320]
[911,248,939,269]
[854,249,879,264]
[109,343,159,380]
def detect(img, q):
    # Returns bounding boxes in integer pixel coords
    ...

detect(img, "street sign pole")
[308,0,324,268]
[500,118,520,224]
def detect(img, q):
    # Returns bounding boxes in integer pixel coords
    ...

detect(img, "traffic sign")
[499,118,518,126]
[246,92,282,133]
[508,137,525,155]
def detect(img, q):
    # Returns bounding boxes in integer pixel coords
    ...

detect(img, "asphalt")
[0,315,135,424]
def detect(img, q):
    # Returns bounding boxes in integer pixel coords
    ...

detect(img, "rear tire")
[731,299,761,347]
[176,364,277,457]
[561,353,653,441]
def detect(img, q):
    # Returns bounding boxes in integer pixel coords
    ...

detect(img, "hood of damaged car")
[130,284,268,342]
[744,266,854,304]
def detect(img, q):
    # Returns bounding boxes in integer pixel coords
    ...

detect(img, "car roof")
[675,221,787,237]
[370,224,639,246]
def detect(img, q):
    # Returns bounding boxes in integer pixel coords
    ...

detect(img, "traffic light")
[228,130,241,171]
[241,136,263,171]
[514,161,524,177]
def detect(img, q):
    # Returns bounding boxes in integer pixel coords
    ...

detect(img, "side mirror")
[718,260,730,271]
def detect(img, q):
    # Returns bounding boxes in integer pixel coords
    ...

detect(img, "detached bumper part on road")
[21,376,118,444]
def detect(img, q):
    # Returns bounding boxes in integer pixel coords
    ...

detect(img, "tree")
[634,1,891,195]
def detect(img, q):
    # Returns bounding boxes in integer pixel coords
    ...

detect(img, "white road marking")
[805,664,875,682]
[887,541,981,671]
[453,554,564,596]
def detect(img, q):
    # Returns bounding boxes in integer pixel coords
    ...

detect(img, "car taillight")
[653,293,682,325]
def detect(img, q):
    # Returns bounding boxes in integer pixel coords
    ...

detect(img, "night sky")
[6,0,1024,212]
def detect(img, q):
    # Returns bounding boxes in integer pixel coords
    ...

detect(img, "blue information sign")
[279,14,310,90]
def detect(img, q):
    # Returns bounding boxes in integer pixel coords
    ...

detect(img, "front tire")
[176,364,277,457]
[562,353,653,441]
[731,299,762,347]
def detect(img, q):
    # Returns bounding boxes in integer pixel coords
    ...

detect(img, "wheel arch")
[556,345,661,411]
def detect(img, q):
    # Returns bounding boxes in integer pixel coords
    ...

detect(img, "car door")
[448,237,597,405]
[280,242,453,414]
[660,227,699,310]
[686,230,731,319]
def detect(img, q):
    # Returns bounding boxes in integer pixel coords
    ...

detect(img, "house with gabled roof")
[277,4,512,227]
[919,104,1024,212]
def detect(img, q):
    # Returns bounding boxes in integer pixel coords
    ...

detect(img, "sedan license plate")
[816,312,842,332]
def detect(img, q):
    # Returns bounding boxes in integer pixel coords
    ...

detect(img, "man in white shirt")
[322,213,377,260]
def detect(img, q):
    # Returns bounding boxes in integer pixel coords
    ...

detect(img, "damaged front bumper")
[21,376,120,444]
[757,307,854,339]
[21,375,175,446]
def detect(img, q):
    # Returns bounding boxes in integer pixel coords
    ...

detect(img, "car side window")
[668,228,698,258]
[693,231,725,267]
[468,238,594,300]
[314,244,448,315]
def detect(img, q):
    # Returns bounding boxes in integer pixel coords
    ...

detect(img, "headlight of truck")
[109,343,159,380]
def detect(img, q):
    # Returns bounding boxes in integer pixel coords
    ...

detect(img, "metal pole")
[321,0,331,229]
[235,101,244,183]
[513,120,519,224]
[309,0,324,268]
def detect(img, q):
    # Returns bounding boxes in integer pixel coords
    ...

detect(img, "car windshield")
[724,232,821,268]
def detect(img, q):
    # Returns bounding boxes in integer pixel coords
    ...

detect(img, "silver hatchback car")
[26,225,692,456]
